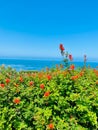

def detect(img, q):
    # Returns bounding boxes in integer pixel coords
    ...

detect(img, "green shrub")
[0,66,98,130]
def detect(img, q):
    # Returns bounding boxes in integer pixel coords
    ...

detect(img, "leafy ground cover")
[0,64,98,130]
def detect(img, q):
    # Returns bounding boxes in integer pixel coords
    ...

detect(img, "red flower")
[59,44,65,51]
[0,83,5,88]
[48,123,54,129]
[79,71,84,77]
[69,54,73,61]
[6,78,10,84]
[71,75,79,80]
[40,83,45,89]
[13,98,20,104]
[70,65,75,70]
[19,77,23,82]
[44,91,50,97]
[47,75,52,80]
[29,81,34,86]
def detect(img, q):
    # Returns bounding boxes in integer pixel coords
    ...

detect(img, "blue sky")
[0,0,98,59]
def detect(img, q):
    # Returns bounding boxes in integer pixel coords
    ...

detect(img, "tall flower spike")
[59,44,65,56]
[59,44,65,51]
[69,54,73,61]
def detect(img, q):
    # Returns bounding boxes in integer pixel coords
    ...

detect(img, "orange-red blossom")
[6,78,10,84]
[48,123,54,129]
[70,65,75,70]
[0,83,5,88]
[44,91,50,97]
[71,75,79,80]
[13,98,20,104]
[40,83,45,89]
[19,76,23,82]
[29,81,34,86]
[47,75,52,80]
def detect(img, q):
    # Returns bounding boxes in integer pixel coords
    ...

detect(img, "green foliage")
[0,66,98,130]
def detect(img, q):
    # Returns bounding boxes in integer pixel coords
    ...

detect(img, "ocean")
[0,57,98,71]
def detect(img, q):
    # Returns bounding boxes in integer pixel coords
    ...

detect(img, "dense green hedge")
[0,65,98,130]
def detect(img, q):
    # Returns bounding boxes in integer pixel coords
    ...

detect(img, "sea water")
[0,57,98,71]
